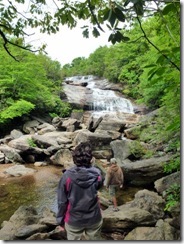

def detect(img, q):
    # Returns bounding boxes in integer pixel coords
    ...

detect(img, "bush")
[0,100,35,124]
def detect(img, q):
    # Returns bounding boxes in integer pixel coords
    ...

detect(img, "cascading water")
[86,80,134,117]
[64,75,134,117]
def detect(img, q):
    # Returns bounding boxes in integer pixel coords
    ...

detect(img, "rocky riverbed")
[0,76,180,240]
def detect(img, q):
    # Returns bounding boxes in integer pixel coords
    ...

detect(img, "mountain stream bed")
[0,163,144,227]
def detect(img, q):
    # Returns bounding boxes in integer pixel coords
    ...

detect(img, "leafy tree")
[83,46,108,77]
[0,0,180,66]
[0,40,71,127]
[0,99,35,124]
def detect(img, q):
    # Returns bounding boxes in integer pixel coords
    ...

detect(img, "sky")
[28,23,111,66]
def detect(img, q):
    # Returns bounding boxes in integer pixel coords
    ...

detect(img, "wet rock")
[3,165,37,177]
[15,224,48,239]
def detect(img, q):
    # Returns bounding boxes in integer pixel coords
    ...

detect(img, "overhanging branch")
[0,29,40,61]
[136,16,180,71]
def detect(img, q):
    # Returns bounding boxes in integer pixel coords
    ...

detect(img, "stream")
[0,163,143,226]
[0,75,139,227]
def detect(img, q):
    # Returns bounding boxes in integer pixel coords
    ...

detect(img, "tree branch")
[0,29,40,61]
[87,0,104,32]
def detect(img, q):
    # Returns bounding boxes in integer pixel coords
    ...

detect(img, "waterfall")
[86,80,134,117]
[64,75,134,117]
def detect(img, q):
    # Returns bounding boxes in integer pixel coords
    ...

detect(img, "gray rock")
[3,165,37,177]
[0,144,24,163]
[102,205,155,230]
[121,155,172,186]
[110,139,132,162]
[10,129,24,139]
[15,224,47,238]
[127,189,165,220]
[154,171,180,197]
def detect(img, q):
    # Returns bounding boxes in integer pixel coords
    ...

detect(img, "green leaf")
[106,23,112,30]
[108,9,116,27]
[92,27,100,37]
[103,8,111,21]
[122,35,130,41]
[156,55,166,64]
[114,7,125,22]
[124,0,131,7]
[144,64,157,68]
[134,2,144,16]
[162,3,176,15]
[171,47,180,53]
[82,28,89,38]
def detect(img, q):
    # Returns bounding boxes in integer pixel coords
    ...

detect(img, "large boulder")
[0,144,24,164]
[73,129,112,149]
[110,139,132,162]
[121,155,172,186]
[102,205,155,230]
[124,219,180,241]
[50,148,74,168]
[0,206,39,240]
[154,171,180,197]
[0,206,58,241]
[126,189,165,220]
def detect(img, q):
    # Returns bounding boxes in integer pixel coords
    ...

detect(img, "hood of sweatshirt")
[67,166,100,188]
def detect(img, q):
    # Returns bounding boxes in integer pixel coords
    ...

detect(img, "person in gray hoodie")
[56,142,104,240]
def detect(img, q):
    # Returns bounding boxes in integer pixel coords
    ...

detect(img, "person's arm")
[56,174,69,227]
[105,169,111,188]
[120,167,124,188]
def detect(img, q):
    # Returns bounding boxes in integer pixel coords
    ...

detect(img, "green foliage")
[1,0,179,60]
[27,138,37,148]
[164,157,180,174]
[129,139,154,159]
[86,46,109,77]
[0,44,72,124]
[61,57,88,78]
[129,141,147,159]
[164,183,180,212]
[0,100,35,124]
[53,99,72,118]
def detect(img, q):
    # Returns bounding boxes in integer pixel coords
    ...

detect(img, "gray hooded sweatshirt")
[56,165,104,227]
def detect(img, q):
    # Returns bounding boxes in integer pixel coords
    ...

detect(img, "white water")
[87,81,134,116]
[64,75,134,117]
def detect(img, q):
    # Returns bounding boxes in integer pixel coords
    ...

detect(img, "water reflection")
[0,165,61,226]
[0,164,143,227]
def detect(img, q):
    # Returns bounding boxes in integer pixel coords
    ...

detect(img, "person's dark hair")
[72,142,92,167]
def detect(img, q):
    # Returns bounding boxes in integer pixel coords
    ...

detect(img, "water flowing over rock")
[63,75,134,116]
